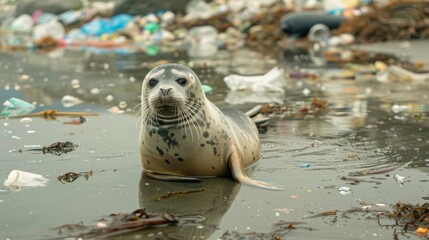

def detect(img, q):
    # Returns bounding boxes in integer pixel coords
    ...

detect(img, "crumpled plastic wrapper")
[223,67,286,93]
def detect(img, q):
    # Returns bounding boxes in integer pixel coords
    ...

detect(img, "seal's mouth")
[156,105,175,116]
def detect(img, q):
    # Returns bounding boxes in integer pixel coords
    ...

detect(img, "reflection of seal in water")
[138,174,240,239]
[139,63,283,190]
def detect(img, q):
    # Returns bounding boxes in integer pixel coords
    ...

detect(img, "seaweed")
[26,141,78,156]
[377,202,429,239]
[53,209,205,239]
[57,171,93,184]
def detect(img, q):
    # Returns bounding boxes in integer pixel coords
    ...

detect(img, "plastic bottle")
[187,26,219,57]
[4,170,49,189]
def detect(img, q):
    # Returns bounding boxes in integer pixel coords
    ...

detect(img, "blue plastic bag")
[81,14,132,36]
[0,97,35,117]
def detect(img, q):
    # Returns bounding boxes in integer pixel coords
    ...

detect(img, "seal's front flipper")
[228,148,285,191]
[144,171,201,182]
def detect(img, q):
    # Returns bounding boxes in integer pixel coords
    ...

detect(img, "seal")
[139,63,283,190]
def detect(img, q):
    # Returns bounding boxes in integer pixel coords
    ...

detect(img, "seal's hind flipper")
[245,105,263,118]
[252,115,270,126]
[228,146,285,191]
[144,172,201,182]
[245,105,270,126]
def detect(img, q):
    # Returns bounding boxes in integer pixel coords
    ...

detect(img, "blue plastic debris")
[202,84,213,93]
[1,97,35,117]
[299,163,311,168]
[81,14,133,36]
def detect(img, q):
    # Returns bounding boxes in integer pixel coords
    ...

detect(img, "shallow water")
[0,46,428,240]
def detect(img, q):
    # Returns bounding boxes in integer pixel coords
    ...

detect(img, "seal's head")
[141,64,205,121]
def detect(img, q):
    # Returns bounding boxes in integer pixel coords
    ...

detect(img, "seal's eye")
[176,78,188,86]
[148,79,158,87]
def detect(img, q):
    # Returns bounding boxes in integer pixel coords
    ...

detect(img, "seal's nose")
[160,88,172,96]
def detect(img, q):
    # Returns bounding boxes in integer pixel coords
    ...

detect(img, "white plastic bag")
[223,67,286,92]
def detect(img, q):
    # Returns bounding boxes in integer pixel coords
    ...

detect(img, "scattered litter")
[53,208,205,239]
[61,95,83,108]
[302,88,310,96]
[108,106,123,114]
[81,14,133,36]
[118,101,127,109]
[24,144,42,148]
[223,67,285,93]
[298,163,311,168]
[71,79,80,88]
[393,174,406,186]
[32,19,65,43]
[311,98,328,112]
[25,141,77,156]
[187,25,218,58]
[376,62,429,83]
[90,88,101,95]
[202,84,213,93]
[338,186,352,195]
[62,116,86,125]
[1,97,35,117]
[4,109,98,120]
[57,170,93,184]
[416,227,428,237]
[288,70,318,80]
[19,117,33,123]
[105,95,114,102]
[308,24,330,43]
[3,170,49,190]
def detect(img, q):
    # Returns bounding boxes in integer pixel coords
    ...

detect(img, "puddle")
[0,46,428,239]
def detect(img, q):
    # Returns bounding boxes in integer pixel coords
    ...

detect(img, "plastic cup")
[4,170,49,189]
[308,24,330,43]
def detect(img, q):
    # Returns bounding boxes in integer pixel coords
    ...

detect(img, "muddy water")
[0,47,428,240]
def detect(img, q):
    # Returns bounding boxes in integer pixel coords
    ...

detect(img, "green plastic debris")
[144,22,160,34]
[0,97,35,117]
[145,45,159,56]
[202,84,213,93]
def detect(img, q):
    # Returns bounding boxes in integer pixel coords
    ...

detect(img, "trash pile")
[0,0,292,52]
[3,0,427,54]
[335,0,429,43]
